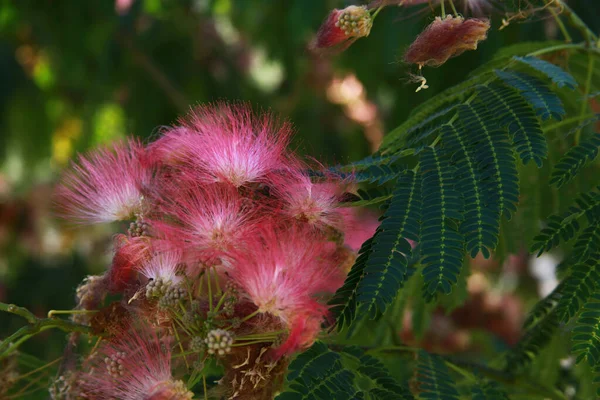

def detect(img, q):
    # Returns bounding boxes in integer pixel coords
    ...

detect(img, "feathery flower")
[404,15,490,68]
[55,139,151,224]
[311,5,373,53]
[139,251,183,283]
[157,184,256,258]
[80,329,193,400]
[160,103,292,187]
[273,170,349,232]
[228,228,340,353]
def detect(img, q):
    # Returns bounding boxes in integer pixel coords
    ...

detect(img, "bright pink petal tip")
[157,103,293,187]
[55,139,152,224]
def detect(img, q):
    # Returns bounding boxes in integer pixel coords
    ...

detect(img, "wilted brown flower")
[311,5,373,53]
[404,15,490,68]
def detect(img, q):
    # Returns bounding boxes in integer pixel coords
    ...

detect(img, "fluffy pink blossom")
[273,169,350,232]
[156,184,256,259]
[80,329,192,400]
[156,103,292,187]
[139,251,183,284]
[55,139,151,224]
[228,228,340,353]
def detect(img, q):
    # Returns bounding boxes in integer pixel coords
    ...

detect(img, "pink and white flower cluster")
[54,102,375,399]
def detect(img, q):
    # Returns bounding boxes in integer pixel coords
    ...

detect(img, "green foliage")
[495,70,565,121]
[476,84,547,167]
[420,147,464,297]
[572,293,600,365]
[328,237,375,330]
[514,56,578,89]
[326,37,600,397]
[471,379,510,400]
[278,343,414,400]
[531,186,600,255]
[414,350,459,400]
[550,133,600,187]
[503,310,560,372]
[358,172,421,317]
[277,342,360,400]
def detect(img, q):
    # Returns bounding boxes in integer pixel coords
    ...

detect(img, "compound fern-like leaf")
[329,237,375,330]
[504,311,559,371]
[277,342,359,400]
[572,293,600,366]
[477,84,547,167]
[459,103,519,219]
[359,171,421,317]
[442,123,500,258]
[514,56,578,89]
[414,350,459,400]
[550,133,600,187]
[495,69,565,120]
[420,147,464,297]
[531,187,600,255]
[555,259,600,322]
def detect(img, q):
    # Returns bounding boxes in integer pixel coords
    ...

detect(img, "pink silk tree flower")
[54,139,152,224]
[156,184,256,260]
[272,169,351,232]
[404,15,490,68]
[228,228,339,352]
[311,5,373,53]
[80,329,193,400]
[138,251,183,284]
[160,103,292,188]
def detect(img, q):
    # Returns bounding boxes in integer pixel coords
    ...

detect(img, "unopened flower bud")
[104,351,126,378]
[312,5,372,52]
[205,329,233,356]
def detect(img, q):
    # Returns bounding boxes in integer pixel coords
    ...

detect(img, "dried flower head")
[404,15,490,68]
[55,139,151,224]
[311,5,373,52]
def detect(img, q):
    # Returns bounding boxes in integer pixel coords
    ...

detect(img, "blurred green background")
[0,0,598,387]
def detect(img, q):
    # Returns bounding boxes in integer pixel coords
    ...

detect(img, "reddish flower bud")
[404,15,490,68]
[312,5,373,53]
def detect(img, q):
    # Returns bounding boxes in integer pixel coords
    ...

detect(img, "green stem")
[12,356,62,383]
[231,339,274,347]
[555,0,598,45]
[447,0,458,16]
[549,6,572,43]
[0,304,92,357]
[371,5,384,21]
[542,113,596,133]
[47,309,97,318]
[237,309,261,324]
[440,0,446,18]
[527,42,598,57]
[207,268,213,311]
[0,302,37,324]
